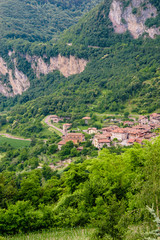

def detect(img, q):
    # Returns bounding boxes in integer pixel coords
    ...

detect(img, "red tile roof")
[135,138,143,144]
[150,113,160,118]
[82,117,91,120]
[139,115,148,120]
[112,128,125,133]
[98,139,110,143]
[128,138,136,143]
[67,133,84,136]
[95,133,111,139]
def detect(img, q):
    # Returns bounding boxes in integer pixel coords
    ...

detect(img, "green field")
[5,228,94,240]
[0,136,30,148]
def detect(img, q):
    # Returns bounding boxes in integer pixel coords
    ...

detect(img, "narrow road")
[44,116,64,134]
[0,133,31,141]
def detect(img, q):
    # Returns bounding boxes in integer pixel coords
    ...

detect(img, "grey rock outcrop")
[109,0,160,39]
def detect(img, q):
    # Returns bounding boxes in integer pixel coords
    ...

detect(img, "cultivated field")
[0,136,30,148]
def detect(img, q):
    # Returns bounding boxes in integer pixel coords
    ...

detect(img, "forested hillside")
[0,0,160,119]
[0,136,160,239]
[0,0,102,42]
[0,1,160,240]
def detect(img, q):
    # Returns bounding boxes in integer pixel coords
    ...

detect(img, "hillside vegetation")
[0,0,160,127]
[0,0,102,42]
[0,137,160,239]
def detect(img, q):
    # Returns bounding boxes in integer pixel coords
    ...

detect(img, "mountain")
[0,0,160,116]
[0,0,102,42]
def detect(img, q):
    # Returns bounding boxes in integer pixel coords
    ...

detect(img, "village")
[48,113,160,150]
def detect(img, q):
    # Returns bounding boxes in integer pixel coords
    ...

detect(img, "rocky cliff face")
[0,57,30,97]
[109,0,160,39]
[25,54,88,78]
[0,53,88,97]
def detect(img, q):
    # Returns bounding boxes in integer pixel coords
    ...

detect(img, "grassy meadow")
[0,136,30,148]
[5,228,94,240]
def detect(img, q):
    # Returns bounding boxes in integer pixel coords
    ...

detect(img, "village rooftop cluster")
[50,113,160,150]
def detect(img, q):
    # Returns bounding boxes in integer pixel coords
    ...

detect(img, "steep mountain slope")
[61,0,160,46]
[0,0,102,42]
[0,0,160,116]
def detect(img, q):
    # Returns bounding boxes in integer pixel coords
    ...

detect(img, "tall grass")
[6,228,94,240]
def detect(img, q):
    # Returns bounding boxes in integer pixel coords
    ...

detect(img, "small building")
[102,125,118,134]
[88,128,97,134]
[98,139,111,149]
[65,133,85,144]
[58,133,85,150]
[127,138,136,146]
[138,116,148,125]
[50,115,60,123]
[58,140,67,150]
[93,133,111,148]
[150,113,160,124]
[127,129,140,139]
[111,128,128,141]
[77,146,84,151]
[144,133,156,140]
[135,138,144,144]
[82,116,91,124]
[123,121,135,127]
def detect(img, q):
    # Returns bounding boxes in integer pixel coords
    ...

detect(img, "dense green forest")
[0,136,160,239]
[0,0,102,42]
[0,0,160,121]
[1,36,160,135]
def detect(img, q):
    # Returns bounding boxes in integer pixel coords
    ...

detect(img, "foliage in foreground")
[0,137,160,239]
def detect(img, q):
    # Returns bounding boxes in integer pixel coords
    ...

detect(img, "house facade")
[88,128,97,134]
[82,116,91,124]
[150,113,160,124]
[111,128,128,141]
[138,116,148,125]
[65,133,85,144]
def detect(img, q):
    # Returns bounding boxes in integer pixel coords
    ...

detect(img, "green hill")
[0,0,160,119]
[0,0,102,42]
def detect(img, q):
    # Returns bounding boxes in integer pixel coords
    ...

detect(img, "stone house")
[135,138,144,144]
[77,146,84,151]
[65,133,85,144]
[58,140,67,150]
[111,128,128,141]
[88,128,97,134]
[102,125,118,134]
[127,138,136,146]
[98,139,111,149]
[138,116,149,125]
[93,133,111,148]
[123,121,135,127]
[127,129,140,139]
[58,136,81,150]
[150,113,160,124]
[50,115,60,123]
[82,116,91,124]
